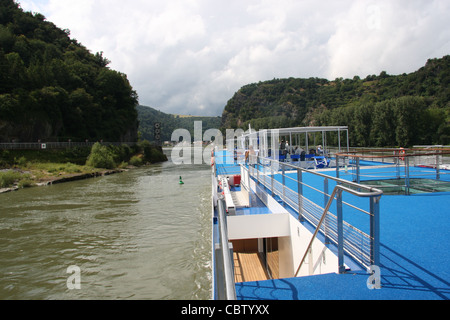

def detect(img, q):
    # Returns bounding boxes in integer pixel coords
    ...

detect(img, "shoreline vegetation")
[0,141,168,194]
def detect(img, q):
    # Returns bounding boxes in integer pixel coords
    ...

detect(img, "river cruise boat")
[211,126,450,300]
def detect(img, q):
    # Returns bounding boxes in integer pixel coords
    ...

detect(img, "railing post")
[247,165,252,207]
[405,157,410,195]
[282,163,286,206]
[336,189,345,274]
[355,157,360,184]
[261,158,266,187]
[324,177,329,243]
[256,162,260,185]
[297,168,303,222]
[271,162,275,197]
[324,178,329,209]
[370,196,380,269]
[336,155,340,178]
[436,153,441,180]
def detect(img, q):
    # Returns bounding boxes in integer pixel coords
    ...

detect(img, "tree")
[0,93,19,121]
[94,51,110,67]
[393,96,426,147]
[5,52,26,90]
[0,2,140,142]
[353,104,372,146]
[86,142,116,169]
[371,100,396,147]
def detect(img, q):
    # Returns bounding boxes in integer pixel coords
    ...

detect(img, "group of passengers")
[242,141,325,164]
[278,140,324,160]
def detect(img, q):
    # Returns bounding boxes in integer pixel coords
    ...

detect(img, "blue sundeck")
[213,127,450,300]
[235,174,450,300]
[212,129,450,300]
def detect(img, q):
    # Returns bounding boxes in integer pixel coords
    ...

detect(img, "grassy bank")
[0,141,168,191]
[0,163,107,189]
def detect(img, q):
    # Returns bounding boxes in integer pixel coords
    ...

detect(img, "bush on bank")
[0,141,167,190]
[85,143,117,169]
[0,170,32,188]
[85,141,167,169]
[0,140,167,171]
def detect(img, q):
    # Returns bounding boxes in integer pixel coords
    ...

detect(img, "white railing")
[336,147,450,195]
[247,155,383,272]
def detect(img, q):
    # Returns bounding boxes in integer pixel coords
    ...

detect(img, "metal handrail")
[217,198,237,300]
[294,184,382,277]
[295,186,342,277]
[253,154,383,198]
[334,149,450,194]
[249,155,383,273]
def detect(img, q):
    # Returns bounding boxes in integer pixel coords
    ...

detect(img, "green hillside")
[222,55,450,147]
[0,0,138,143]
[137,105,222,142]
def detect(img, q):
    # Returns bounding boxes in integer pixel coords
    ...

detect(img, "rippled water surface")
[0,154,212,300]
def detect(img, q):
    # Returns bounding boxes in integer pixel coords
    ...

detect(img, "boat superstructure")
[211,126,450,300]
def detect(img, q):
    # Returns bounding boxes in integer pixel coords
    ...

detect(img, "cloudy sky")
[18,0,450,116]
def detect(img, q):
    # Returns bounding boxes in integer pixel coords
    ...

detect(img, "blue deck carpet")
[236,191,450,300]
[214,152,450,300]
[235,166,450,300]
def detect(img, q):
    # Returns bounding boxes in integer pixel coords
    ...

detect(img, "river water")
[0,151,212,300]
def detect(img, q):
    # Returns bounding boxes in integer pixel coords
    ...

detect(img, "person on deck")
[245,145,256,165]
[317,145,323,155]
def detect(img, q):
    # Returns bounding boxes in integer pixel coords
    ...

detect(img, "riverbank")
[0,141,168,194]
[0,166,127,194]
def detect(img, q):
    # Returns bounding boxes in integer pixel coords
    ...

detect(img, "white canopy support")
[238,126,349,159]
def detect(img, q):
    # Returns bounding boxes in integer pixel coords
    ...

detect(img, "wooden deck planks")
[266,251,279,279]
[233,252,270,283]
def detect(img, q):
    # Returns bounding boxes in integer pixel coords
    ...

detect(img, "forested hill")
[137,105,222,142]
[221,55,450,147]
[0,0,139,143]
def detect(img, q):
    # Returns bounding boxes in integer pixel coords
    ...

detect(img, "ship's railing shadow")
[379,244,450,300]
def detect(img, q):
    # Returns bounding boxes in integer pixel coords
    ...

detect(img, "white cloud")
[327,0,450,79]
[17,0,450,116]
